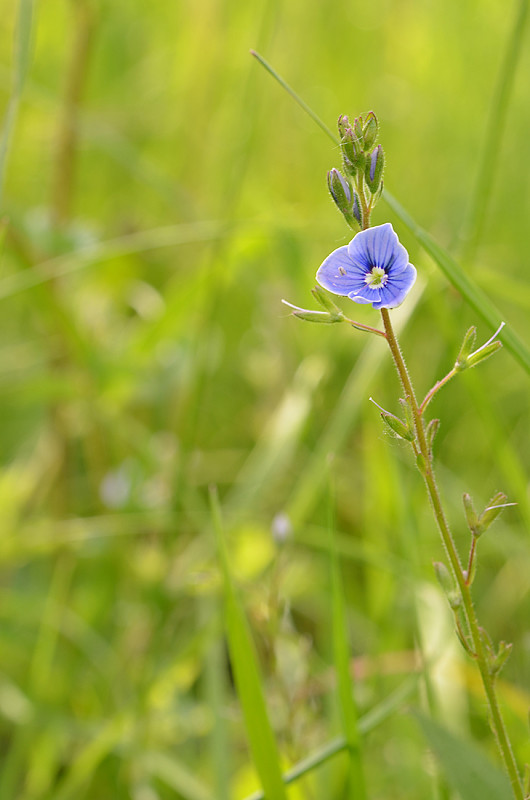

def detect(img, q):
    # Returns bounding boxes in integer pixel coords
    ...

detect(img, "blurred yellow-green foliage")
[0,0,529,798]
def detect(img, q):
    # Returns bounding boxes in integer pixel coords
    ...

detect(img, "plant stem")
[465,536,477,586]
[380,307,524,800]
[343,317,387,338]
[419,367,457,414]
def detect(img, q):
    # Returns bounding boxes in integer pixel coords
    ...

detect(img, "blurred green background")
[0,0,529,798]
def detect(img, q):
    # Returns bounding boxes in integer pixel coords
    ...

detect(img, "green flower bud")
[365,145,384,193]
[282,299,343,324]
[337,114,351,139]
[380,411,414,441]
[362,111,378,149]
[327,168,354,223]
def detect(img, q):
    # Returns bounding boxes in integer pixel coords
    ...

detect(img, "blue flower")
[316,223,417,310]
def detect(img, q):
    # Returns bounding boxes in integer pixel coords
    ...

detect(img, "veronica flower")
[316,223,417,310]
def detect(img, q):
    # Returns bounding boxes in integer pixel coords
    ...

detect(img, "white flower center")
[365,266,388,289]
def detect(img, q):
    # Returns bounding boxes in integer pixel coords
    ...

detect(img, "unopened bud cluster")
[327,112,384,228]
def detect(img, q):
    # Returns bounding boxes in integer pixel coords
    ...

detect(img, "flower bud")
[362,111,378,149]
[327,169,359,228]
[365,145,384,193]
[328,167,351,205]
[380,411,414,441]
[282,299,343,324]
[337,114,351,139]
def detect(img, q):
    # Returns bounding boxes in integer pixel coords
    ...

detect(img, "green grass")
[0,0,529,797]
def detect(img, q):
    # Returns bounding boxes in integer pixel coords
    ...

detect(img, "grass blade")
[210,488,287,800]
[327,476,366,798]
[250,50,337,145]
[0,0,33,201]
[459,0,529,262]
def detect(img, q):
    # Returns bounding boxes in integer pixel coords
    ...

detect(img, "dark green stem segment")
[380,307,524,800]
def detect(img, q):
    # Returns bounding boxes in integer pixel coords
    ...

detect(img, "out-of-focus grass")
[0,0,529,798]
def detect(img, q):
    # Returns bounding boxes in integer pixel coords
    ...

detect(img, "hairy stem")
[419,367,457,414]
[380,308,524,800]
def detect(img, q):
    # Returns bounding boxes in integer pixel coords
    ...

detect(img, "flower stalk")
[380,307,524,800]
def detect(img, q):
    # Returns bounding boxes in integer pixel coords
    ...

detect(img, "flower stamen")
[365,266,388,288]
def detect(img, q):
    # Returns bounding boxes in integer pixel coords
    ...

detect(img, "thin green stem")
[465,536,478,587]
[356,173,371,230]
[419,367,457,414]
[250,51,337,145]
[343,317,387,338]
[380,308,524,800]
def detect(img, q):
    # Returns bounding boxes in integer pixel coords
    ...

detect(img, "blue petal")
[373,263,417,309]
[348,284,381,304]
[348,223,409,275]
[316,246,366,296]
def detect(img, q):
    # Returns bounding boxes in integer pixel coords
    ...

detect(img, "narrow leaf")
[210,488,287,800]
[414,710,513,800]
[327,478,366,798]
[0,0,34,201]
